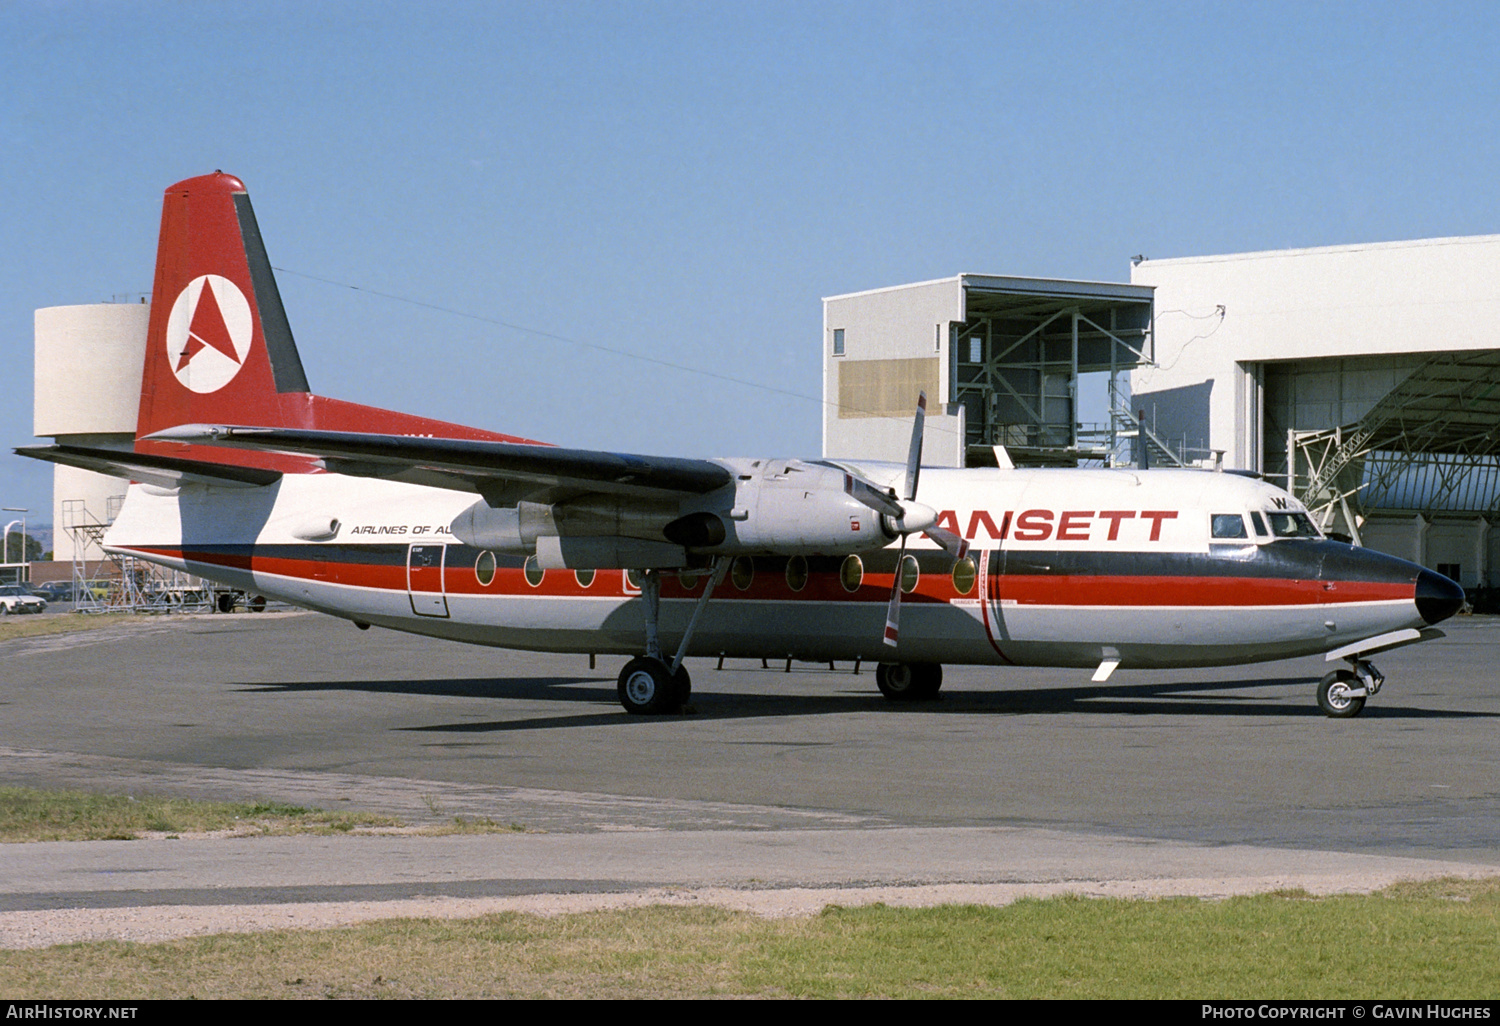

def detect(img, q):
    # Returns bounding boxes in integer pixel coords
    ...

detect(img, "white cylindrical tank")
[34,303,150,437]
[35,303,150,562]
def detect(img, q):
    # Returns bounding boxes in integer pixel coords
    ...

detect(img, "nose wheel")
[1317,659,1383,718]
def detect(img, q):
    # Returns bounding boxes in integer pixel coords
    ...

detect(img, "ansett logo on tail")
[165,274,253,393]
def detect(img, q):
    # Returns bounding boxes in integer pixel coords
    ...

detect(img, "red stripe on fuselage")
[130,546,1413,608]
[995,575,1410,607]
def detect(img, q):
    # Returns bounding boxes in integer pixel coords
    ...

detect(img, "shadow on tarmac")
[235,671,1499,732]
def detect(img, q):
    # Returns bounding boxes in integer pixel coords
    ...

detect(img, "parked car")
[35,582,75,602]
[0,585,47,614]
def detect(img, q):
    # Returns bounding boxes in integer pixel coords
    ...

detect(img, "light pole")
[3,508,29,580]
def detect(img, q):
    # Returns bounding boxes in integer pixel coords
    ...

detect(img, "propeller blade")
[904,392,926,501]
[844,472,904,520]
[925,525,970,560]
[883,538,906,648]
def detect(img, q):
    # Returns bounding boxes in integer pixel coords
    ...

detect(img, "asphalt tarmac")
[2,609,1497,941]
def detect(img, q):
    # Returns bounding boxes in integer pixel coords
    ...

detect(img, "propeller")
[841,392,969,648]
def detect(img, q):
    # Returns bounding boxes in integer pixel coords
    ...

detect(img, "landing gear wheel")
[876,662,942,702]
[217,593,236,613]
[617,656,687,715]
[248,595,267,612]
[1318,669,1366,718]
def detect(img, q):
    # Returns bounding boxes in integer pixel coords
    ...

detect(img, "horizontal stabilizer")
[146,425,732,502]
[16,444,281,489]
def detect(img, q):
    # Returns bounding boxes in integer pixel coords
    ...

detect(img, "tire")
[671,662,692,705]
[617,656,685,715]
[1318,670,1366,718]
[877,662,942,701]
[0,604,9,616]
[910,662,943,700]
[248,595,267,612]
[217,593,236,614]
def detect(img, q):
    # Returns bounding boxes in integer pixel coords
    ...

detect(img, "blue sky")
[4,0,1498,528]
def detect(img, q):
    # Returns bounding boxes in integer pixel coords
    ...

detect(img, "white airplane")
[19,173,1466,718]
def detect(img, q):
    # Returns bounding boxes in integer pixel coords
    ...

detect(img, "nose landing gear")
[1317,658,1383,718]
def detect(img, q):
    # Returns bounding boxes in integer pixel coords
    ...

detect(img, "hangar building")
[1131,236,1500,590]
[823,238,1500,595]
[822,275,1157,470]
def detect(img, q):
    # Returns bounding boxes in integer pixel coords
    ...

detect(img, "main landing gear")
[1317,658,1384,718]
[875,662,943,702]
[617,561,724,715]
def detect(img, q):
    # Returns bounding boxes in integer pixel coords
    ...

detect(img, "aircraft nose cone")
[1416,569,1465,625]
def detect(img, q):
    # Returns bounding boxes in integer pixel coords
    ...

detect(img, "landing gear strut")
[1317,658,1383,718]
[875,662,943,702]
[617,560,724,715]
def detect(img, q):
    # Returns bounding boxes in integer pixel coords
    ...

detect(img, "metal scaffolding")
[1288,349,1500,541]
[62,497,213,613]
[949,287,1156,467]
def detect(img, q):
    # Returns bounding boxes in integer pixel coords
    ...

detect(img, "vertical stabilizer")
[134,173,320,471]
[133,173,540,473]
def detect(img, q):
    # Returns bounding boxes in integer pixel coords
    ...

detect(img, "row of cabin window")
[474,550,982,596]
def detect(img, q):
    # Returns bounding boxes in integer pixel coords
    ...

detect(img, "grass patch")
[1,880,1496,998]
[0,612,151,643]
[0,787,403,841]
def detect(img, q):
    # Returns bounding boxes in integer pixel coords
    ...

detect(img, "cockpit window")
[1249,511,1268,537]
[1211,514,1248,539]
[1267,511,1321,538]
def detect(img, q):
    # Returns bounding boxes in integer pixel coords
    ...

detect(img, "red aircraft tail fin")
[134,173,535,474]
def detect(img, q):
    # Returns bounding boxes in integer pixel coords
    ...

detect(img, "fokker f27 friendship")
[19,174,1466,717]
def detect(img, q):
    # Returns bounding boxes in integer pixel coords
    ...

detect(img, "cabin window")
[523,555,545,587]
[899,553,919,594]
[786,555,809,592]
[1211,514,1248,539]
[731,556,755,591]
[474,550,497,587]
[1249,511,1269,537]
[840,554,863,592]
[575,569,595,588]
[951,556,977,595]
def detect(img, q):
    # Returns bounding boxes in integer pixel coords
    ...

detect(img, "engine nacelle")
[449,500,556,552]
[449,459,900,566]
[686,458,890,555]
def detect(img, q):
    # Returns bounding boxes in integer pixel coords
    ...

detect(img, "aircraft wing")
[145,425,733,504]
[16,443,282,490]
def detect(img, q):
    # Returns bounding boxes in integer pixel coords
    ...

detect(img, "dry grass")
[2,880,1496,998]
[0,611,149,642]
[0,788,402,842]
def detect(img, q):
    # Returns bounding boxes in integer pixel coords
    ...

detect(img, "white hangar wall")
[822,277,968,468]
[1129,235,1500,475]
